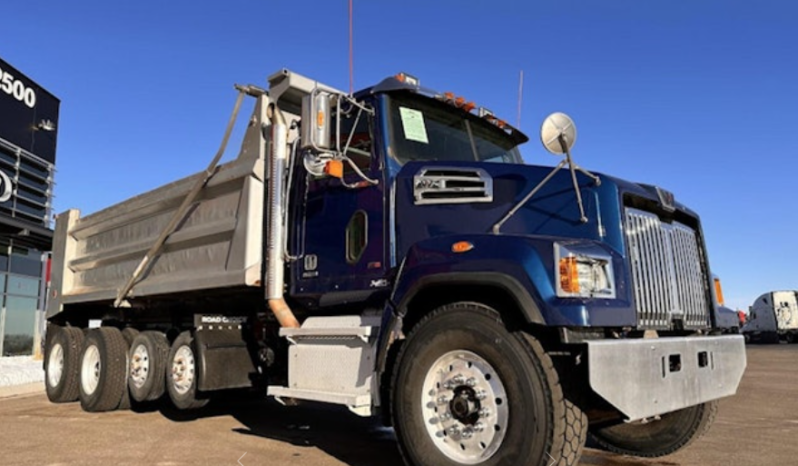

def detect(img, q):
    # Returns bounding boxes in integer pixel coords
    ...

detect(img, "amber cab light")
[324,160,344,179]
[451,241,475,254]
[714,277,725,306]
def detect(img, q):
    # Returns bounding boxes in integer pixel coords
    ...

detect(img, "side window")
[346,210,368,264]
[336,108,372,175]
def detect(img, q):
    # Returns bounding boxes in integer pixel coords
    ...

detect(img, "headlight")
[555,243,615,298]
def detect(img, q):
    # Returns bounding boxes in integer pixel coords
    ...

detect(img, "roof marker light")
[395,72,420,87]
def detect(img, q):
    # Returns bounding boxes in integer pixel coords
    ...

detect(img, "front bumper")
[587,335,746,421]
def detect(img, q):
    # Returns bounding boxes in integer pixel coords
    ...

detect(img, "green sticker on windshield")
[399,107,429,144]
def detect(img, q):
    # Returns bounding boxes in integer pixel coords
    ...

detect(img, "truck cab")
[743,290,798,343]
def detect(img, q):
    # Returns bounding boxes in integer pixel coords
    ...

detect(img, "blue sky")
[3,1,796,311]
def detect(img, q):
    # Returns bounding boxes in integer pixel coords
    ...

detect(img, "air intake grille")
[625,208,710,329]
[413,167,493,205]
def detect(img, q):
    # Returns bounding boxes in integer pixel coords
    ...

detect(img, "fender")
[374,234,549,414]
[390,234,554,322]
[394,271,545,324]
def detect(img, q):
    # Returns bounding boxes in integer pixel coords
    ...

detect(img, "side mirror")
[301,90,333,150]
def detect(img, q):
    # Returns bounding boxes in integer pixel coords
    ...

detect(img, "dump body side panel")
[47,156,265,318]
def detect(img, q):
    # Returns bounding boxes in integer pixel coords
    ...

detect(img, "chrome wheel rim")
[130,343,150,389]
[421,350,509,464]
[171,345,195,395]
[47,343,64,388]
[81,345,101,395]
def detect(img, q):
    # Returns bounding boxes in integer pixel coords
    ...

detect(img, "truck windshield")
[387,93,523,165]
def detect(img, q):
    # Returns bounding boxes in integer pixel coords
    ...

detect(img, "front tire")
[78,328,129,412]
[44,325,84,403]
[589,401,718,458]
[392,302,586,466]
[166,331,208,410]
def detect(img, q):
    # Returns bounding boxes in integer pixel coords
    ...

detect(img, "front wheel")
[392,302,586,466]
[589,401,718,458]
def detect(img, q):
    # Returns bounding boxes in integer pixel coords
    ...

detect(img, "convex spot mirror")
[540,112,577,156]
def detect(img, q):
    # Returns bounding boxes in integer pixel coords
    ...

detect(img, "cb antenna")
[516,70,524,128]
[349,0,354,95]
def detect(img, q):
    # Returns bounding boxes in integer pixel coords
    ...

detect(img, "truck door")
[290,106,388,305]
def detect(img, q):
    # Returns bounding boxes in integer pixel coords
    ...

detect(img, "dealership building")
[0,57,59,357]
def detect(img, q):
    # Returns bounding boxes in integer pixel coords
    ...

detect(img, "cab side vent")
[413,167,493,205]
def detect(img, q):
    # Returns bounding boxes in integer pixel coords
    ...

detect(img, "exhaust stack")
[266,103,300,328]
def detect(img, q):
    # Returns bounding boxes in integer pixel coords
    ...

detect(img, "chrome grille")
[625,208,710,329]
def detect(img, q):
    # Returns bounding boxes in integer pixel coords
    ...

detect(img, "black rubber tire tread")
[44,325,84,403]
[391,302,586,466]
[589,400,719,458]
[79,328,129,412]
[121,327,139,346]
[117,328,139,410]
[518,333,588,466]
[129,331,170,402]
[166,331,209,410]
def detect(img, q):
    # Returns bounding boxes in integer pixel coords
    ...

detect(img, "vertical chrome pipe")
[266,103,299,328]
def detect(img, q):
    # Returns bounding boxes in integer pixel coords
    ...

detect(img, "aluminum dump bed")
[47,155,265,315]
[46,69,342,319]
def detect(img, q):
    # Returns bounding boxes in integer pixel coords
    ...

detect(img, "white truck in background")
[743,291,798,344]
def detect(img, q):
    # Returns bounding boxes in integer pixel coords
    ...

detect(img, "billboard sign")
[0,58,59,164]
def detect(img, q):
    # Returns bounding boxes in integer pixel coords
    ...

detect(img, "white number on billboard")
[0,66,37,109]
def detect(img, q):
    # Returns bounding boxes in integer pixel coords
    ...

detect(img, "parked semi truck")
[44,69,746,466]
[743,291,798,344]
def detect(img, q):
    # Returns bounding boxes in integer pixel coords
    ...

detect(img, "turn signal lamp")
[559,256,580,293]
[555,244,616,299]
[451,241,474,253]
[714,277,725,306]
[324,159,344,179]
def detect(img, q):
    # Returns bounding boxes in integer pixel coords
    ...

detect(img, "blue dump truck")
[44,70,746,466]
